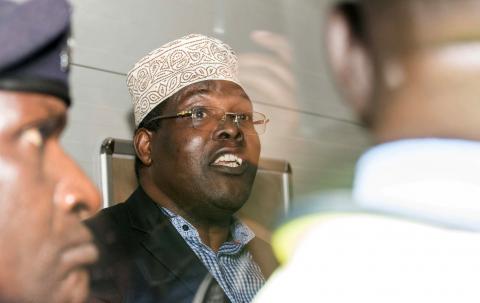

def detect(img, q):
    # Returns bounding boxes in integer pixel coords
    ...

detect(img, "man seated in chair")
[86,34,277,303]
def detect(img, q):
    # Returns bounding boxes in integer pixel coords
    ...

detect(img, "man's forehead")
[174,80,250,106]
[193,80,247,95]
[0,91,66,131]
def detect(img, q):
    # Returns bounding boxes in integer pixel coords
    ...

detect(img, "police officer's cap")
[0,0,71,105]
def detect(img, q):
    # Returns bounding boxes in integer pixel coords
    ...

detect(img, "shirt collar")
[353,138,480,230]
[161,207,255,246]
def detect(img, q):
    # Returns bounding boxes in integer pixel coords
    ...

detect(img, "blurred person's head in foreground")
[253,1,480,302]
[327,0,480,142]
[0,0,101,302]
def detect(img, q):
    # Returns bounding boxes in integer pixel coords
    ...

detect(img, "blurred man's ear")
[326,2,373,123]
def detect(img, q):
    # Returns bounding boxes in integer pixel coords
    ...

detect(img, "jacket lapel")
[125,187,208,292]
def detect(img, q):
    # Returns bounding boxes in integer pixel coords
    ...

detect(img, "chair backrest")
[99,137,292,241]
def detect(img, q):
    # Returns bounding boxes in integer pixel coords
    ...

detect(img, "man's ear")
[325,2,373,122]
[134,129,153,167]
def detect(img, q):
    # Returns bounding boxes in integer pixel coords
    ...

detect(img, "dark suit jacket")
[85,186,278,303]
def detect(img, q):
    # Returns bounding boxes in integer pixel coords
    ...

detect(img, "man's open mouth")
[212,153,243,168]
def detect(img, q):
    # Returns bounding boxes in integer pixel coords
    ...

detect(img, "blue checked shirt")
[161,208,265,303]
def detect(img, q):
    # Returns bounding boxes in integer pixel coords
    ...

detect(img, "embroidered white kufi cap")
[127,34,242,127]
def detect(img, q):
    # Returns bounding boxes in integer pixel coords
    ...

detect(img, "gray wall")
[64,0,371,200]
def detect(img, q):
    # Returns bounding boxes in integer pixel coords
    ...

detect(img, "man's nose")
[213,114,244,141]
[52,149,101,219]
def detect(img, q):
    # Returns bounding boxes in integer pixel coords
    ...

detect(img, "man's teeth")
[213,154,243,167]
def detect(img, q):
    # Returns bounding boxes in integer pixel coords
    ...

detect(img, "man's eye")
[21,118,63,148]
[21,128,44,147]
[192,108,210,119]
